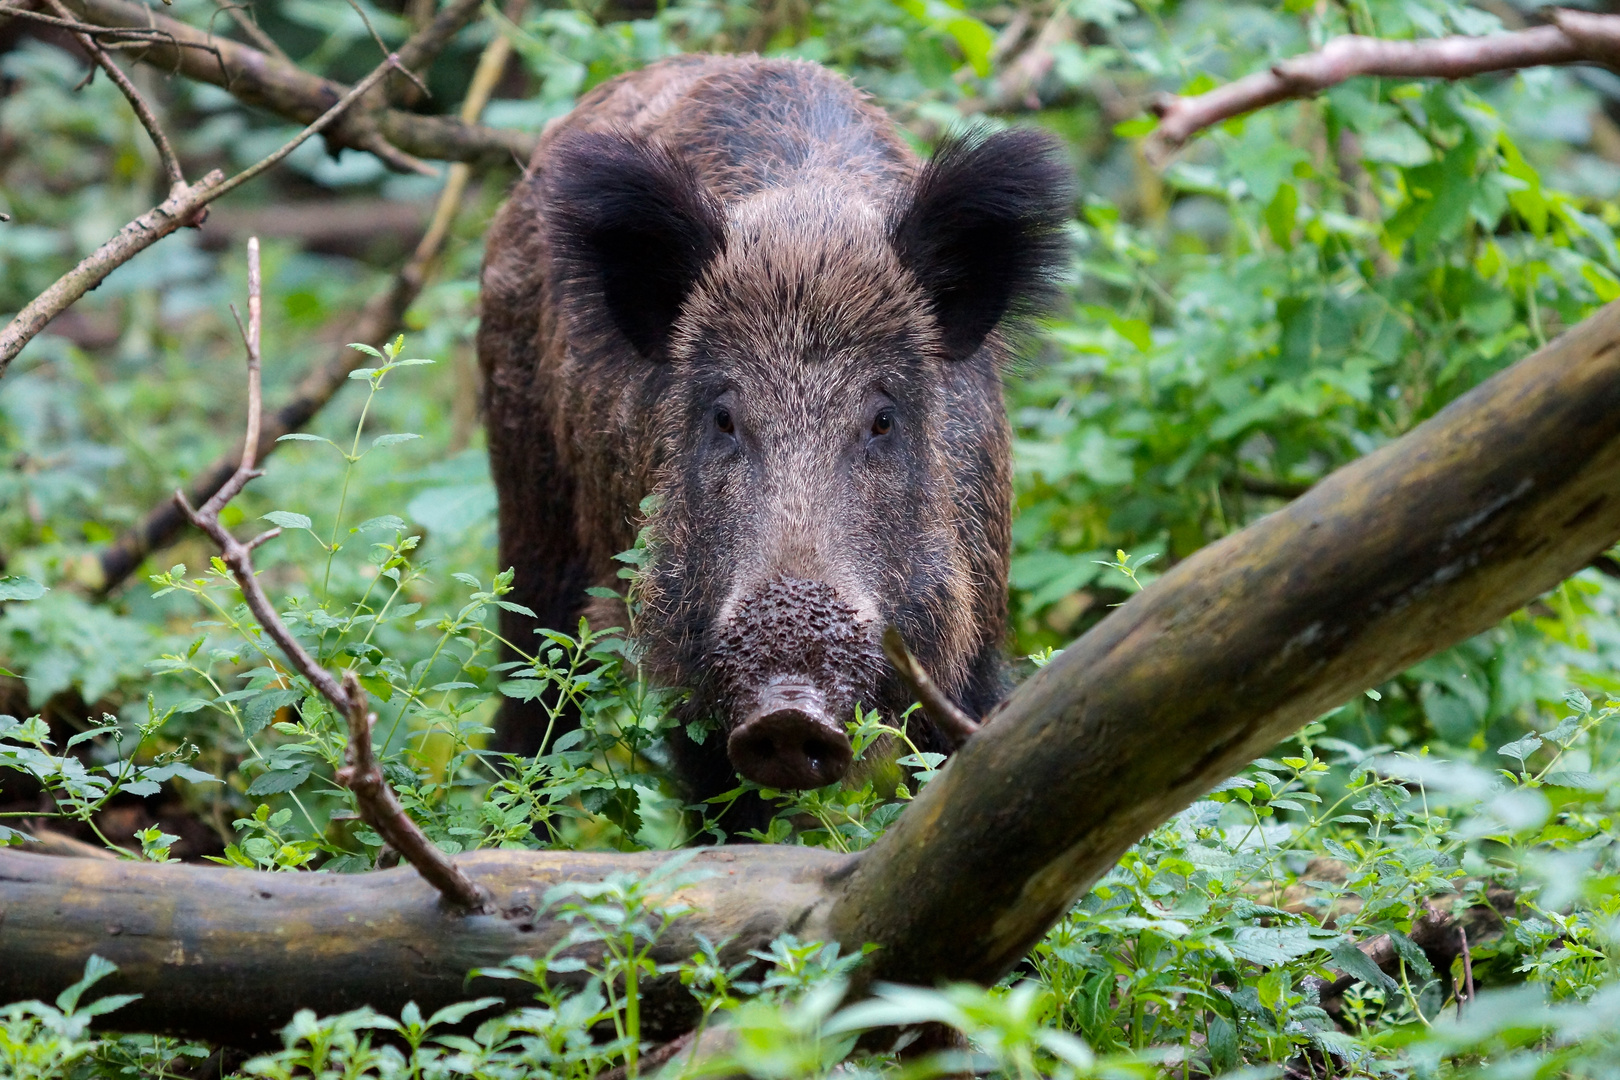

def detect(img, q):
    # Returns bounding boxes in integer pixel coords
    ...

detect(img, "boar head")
[545,127,1072,791]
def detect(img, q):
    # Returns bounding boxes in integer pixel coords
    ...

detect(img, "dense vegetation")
[4,0,1620,1075]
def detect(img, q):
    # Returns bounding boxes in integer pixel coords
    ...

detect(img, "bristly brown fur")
[477,55,1074,820]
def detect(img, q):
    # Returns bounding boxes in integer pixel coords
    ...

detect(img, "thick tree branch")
[1148,8,1620,157]
[51,0,534,166]
[8,295,1620,1042]
[826,296,1620,990]
[173,238,492,915]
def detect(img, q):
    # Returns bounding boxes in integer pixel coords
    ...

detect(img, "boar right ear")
[891,128,1073,361]
[545,131,725,360]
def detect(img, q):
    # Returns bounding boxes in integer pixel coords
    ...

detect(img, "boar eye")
[715,407,735,435]
[871,408,894,437]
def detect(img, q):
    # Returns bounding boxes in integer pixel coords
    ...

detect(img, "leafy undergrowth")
[6,0,1620,1075]
[4,347,1620,1078]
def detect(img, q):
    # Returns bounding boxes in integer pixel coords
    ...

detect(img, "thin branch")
[0,172,225,373]
[1147,7,1620,158]
[966,6,1078,116]
[174,239,491,915]
[881,626,981,748]
[53,0,532,167]
[91,9,519,593]
[208,0,291,64]
[42,0,184,189]
[331,671,492,912]
[1459,925,1475,1010]
[0,2,231,72]
[0,50,403,374]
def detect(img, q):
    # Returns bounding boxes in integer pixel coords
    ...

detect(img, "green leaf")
[370,433,421,451]
[0,575,46,602]
[1109,316,1152,352]
[247,766,313,796]
[1497,733,1543,765]
[262,510,313,531]
[1265,182,1298,251]
[1329,939,1398,992]
[56,955,118,1013]
[1228,925,1336,966]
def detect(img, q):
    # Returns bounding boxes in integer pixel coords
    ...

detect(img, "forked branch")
[1148,7,1620,157]
[91,7,523,593]
[42,0,184,189]
[49,0,533,166]
[0,49,404,374]
[173,239,491,915]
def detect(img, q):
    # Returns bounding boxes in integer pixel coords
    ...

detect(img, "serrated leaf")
[585,586,622,600]
[1497,734,1543,764]
[1229,925,1337,965]
[246,689,304,736]
[371,433,421,450]
[1330,939,1398,991]
[348,343,385,358]
[247,766,312,796]
[357,515,408,535]
[276,433,332,443]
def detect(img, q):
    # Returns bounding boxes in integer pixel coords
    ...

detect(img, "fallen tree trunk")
[6,298,1620,1042]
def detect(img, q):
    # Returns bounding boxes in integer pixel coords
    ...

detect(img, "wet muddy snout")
[710,577,882,791]
[727,679,854,789]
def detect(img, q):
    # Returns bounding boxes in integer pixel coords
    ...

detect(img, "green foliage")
[7,0,1620,1076]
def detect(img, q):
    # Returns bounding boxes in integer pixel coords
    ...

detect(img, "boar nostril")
[727,683,853,790]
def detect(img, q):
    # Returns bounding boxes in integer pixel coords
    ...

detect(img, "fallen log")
[5,297,1620,1042]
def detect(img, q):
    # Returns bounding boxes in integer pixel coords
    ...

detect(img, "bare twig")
[1147,7,1620,158]
[968,6,1078,115]
[43,0,185,189]
[208,0,291,64]
[331,670,492,912]
[90,7,521,594]
[1459,925,1475,1010]
[0,51,404,374]
[175,239,492,915]
[881,626,981,748]
[0,172,225,373]
[52,0,532,167]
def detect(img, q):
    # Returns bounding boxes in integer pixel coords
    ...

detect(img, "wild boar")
[477,54,1072,809]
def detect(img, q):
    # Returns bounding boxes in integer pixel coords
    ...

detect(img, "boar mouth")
[708,577,884,790]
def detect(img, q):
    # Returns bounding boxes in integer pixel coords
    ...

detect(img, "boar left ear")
[891,128,1074,361]
[545,131,726,360]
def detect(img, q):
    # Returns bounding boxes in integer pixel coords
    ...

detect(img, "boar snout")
[709,577,884,790]
[727,680,852,789]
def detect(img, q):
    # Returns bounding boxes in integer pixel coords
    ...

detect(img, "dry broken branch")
[881,626,981,748]
[1148,7,1620,158]
[172,238,492,915]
